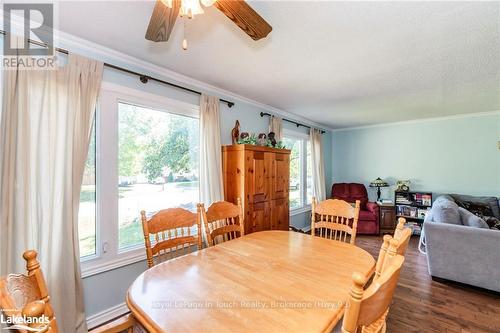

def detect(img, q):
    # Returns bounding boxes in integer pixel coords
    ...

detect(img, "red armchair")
[331,183,380,235]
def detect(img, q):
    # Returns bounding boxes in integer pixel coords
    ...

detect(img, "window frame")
[80,82,199,278]
[283,130,311,215]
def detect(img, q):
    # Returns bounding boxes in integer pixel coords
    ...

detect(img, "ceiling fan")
[145,0,272,49]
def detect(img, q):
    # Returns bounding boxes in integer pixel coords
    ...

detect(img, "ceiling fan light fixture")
[146,0,272,44]
[200,0,217,7]
[179,0,205,17]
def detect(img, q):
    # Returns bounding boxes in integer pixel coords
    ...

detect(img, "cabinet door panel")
[272,153,290,200]
[222,150,243,204]
[271,199,289,231]
[246,202,270,234]
[380,207,396,232]
[246,151,271,203]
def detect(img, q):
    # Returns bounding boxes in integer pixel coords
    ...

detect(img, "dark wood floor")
[355,235,500,333]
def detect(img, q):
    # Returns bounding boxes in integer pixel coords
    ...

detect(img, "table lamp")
[369,177,389,202]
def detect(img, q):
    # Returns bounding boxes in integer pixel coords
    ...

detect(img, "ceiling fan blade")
[145,0,181,42]
[214,0,272,41]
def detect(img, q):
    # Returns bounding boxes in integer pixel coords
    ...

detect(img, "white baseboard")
[301,225,311,233]
[86,302,129,330]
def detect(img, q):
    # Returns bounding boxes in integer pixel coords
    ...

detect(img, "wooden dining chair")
[373,218,411,281]
[340,251,405,333]
[200,199,244,246]
[311,198,361,244]
[373,235,392,281]
[393,217,412,256]
[0,250,58,333]
[141,207,203,268]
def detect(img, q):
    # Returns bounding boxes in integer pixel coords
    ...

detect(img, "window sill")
[81,249,146,279]
[290,205,311,216]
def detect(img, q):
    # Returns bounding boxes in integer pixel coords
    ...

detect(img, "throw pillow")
[484,216,500,231]
[454,199,494,219]
[431,198,461,225]
[451,194,500,219]
[458,207,489,229]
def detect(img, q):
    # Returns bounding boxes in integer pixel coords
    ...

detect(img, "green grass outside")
[79,222,144,257]
[119,219,144,249]
[174,181,199,188]
[80,187,96,203]
[79,233,96,257]
[79,180,201,256]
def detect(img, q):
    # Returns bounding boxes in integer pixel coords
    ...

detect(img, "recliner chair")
[331,183,380,234]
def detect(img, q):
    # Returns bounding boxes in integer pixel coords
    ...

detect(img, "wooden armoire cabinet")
[222,144,291,234]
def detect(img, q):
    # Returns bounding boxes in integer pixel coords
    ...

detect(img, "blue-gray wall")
[332,113,500,202]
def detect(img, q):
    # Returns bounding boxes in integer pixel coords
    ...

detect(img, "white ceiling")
[56,1,500,128]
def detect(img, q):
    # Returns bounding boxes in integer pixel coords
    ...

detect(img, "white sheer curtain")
[199,94,224,207]
[310,128,326,201]
[269,115,283,142]
[0,50,103,333]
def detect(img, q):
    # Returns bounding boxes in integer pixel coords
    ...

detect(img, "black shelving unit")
[394,191,432,223]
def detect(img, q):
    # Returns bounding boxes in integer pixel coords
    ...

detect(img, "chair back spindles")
[311,198,360,244]
[394,217,406,238]
[372,237,400,282]
[141,208,202,268]
[342,254,405,333]
[202,199,244,246]
[387,237,399,257]
[374,235,392,280]
[341,272,366,333]
[374,218,411,282]
[394,217,412,256]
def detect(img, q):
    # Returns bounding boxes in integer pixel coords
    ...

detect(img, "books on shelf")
[417,208,430,219]
[397,205,418,218]
[396,193,432,206]
[414,193,423,205]
[404,221,422,235]
[394,191,433,223]
[421,194,432,206]
[395,194,412,205]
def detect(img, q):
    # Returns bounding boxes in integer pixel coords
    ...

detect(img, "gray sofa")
[423,194,500,292]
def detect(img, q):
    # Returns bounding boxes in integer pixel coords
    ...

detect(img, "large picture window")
[79,123,97,258]
[117,102,199,250]
[78,84,199,276]
[283,132,312,212]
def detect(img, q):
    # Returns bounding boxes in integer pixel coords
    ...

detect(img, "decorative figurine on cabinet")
[240,132,249,140]
[257,133,267,146]
[268,132,277,147]
[231,120,240,145]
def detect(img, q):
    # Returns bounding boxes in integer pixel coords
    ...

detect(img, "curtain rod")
[260,112,326,134]
[0,30,235,108]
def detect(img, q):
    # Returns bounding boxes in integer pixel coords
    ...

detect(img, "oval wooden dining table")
[126,231,375,333]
